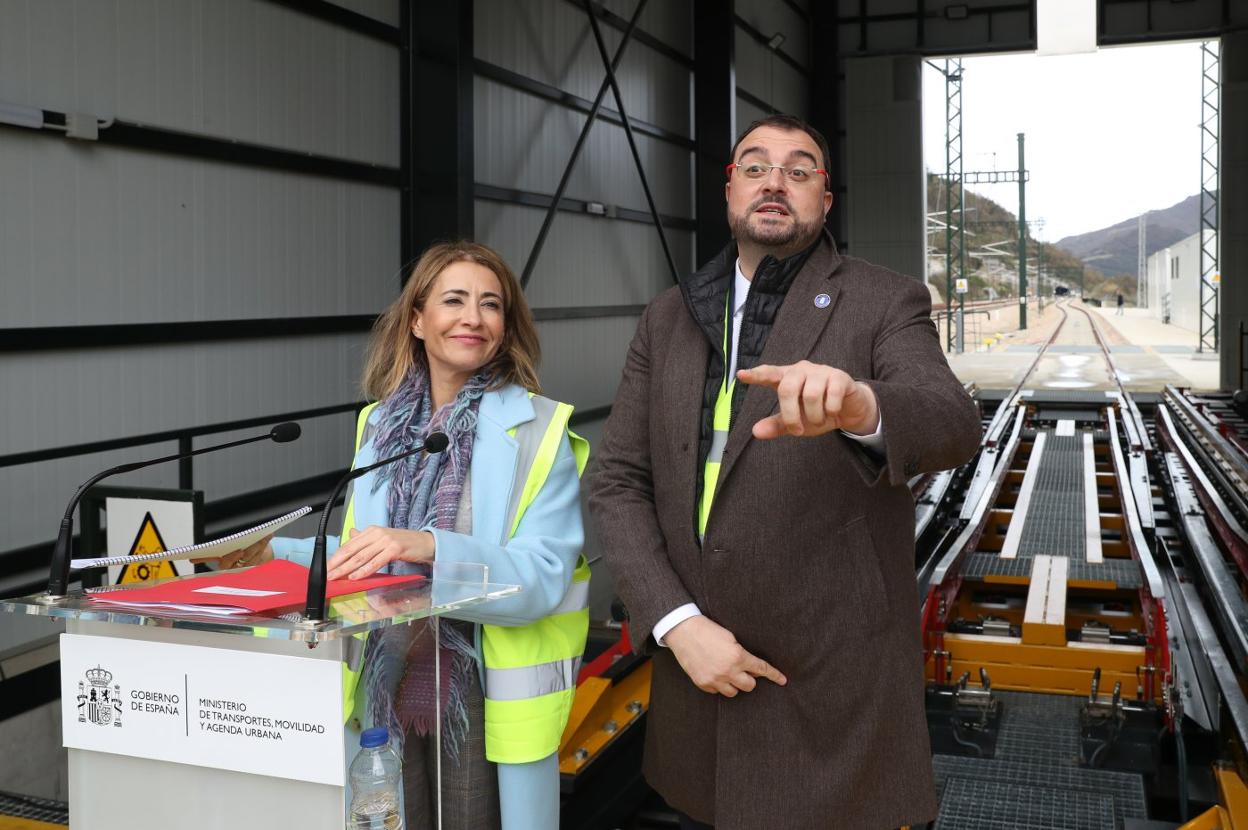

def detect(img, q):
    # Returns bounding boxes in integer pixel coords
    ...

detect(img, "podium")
[0,562,519,829]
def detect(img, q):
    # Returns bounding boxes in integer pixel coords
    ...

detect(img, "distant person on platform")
[1117,293,1125,315]
[209,242,589,830]
[588,114,982,829]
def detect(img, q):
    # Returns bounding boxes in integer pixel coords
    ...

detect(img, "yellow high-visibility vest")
[698,292,736,539]
[339,394,590,764]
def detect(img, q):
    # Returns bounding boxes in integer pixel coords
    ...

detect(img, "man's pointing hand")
[737,361,880,439]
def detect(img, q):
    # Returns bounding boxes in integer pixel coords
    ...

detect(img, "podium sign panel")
[5,561,517,829]
[60,633,344,785]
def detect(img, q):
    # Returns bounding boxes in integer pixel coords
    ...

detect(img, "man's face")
[725,125,833,252]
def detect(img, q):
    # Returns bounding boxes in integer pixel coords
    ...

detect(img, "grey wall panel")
[329,0,401,27]
[734,29,808,118]
[735,0,810,72]
[475,200,690,306]
[533,316,643,408]
[0,0,399,167]
[0,334,365,551]
[0,132,399,328]
[474,0,691,138]
[601,0,692,57]
[192,410,358,504]
[736,94,770,135]
[844,55,924,279]
[0,337,364,456]
[475,77,692,219]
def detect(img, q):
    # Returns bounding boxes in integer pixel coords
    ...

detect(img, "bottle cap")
[360,727,390,749]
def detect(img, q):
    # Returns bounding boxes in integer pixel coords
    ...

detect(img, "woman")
[221,241,588,829]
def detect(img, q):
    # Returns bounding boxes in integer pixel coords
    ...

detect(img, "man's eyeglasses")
[726,161,828,185]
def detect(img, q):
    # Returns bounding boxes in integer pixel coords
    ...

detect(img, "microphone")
[45,422,302,598]
[303,431,449,621]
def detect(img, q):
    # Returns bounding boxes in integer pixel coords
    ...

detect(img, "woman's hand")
[192,534,274,569]
[327,526,435,580]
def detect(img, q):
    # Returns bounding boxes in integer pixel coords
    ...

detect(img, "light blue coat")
[272,384,584,830]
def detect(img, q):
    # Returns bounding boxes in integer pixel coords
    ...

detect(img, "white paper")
[192,586,283,597]
[71,506,311,570]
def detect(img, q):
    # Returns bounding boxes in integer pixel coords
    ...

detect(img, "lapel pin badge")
[814,293,831,309]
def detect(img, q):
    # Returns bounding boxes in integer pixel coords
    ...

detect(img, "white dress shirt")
[653,259,886,646]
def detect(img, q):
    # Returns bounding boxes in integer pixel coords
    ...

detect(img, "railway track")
[915,300,1248,829]
[571,300,1248,829]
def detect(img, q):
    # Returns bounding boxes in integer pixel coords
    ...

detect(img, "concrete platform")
[942,303,1220,392]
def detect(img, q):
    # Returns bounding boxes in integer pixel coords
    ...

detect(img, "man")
[588,114,982,829]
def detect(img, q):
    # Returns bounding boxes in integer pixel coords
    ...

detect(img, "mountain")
[1054,194,1200,278]
[927,173,1093,303]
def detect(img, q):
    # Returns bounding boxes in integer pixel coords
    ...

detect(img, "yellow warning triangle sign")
[116,512,179,584]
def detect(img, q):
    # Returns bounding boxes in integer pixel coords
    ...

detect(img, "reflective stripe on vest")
[338,396,591,763]
[338,402,381,723]
[698,291,736,539]
[483,394,590,764]
[484,655,582,702]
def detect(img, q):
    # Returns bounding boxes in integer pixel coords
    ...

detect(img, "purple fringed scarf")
[361,367,491,761]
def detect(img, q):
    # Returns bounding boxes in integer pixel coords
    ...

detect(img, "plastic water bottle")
[349,726,404,830]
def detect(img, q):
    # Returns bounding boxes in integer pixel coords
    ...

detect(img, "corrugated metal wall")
[472,0,695,614]
[0,1,401,595]
[735,0,810,125]
[0,0,828,612]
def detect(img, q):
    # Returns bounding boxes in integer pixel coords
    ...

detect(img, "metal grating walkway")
[933,777,1115,830]
[1016,432,1087,560]
[0,791,68,826]
[934,755,1148,829]
[962,553,1143,590]
[933,692,1149,829]
[993,690,1084,764]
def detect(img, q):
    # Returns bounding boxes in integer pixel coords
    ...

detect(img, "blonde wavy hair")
[362,241,541,401]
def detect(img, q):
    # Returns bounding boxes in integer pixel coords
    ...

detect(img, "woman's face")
[412,260,506,384]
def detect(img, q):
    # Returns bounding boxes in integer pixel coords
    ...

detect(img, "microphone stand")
[302,432,448,622]
[45,423,301,599]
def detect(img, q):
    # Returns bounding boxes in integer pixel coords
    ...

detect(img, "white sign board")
[61,634,344,785]
[955,279,968,294]
[106,497,195,584]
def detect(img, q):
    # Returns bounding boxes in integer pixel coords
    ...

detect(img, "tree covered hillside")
[926,173,1112,304]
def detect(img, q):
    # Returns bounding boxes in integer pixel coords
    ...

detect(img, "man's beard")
[728,200,823,254]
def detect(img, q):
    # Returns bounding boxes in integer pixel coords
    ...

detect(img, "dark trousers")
[678,812,714,830]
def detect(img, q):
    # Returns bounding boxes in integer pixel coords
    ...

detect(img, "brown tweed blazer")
[588,236,982,829]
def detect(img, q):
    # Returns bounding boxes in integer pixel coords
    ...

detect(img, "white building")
[1145,230,1215,333]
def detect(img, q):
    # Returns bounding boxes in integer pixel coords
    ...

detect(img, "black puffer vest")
[678,232,824,518]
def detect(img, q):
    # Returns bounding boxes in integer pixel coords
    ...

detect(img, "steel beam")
[694,0,736,265]
[1199,40,1221,353]
[583,0,679,286]
[520,0,649,289]
[401,0,474,277]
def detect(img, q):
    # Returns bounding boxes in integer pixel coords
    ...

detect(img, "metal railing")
[0,402,363,598]
[932,297,1044,353]
[0,400,614,599]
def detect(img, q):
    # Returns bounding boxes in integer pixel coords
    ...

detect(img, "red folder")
[89,559,425,615]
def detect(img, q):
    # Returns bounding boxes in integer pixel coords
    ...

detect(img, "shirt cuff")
[841,418,884,452]
[653,603,703,647]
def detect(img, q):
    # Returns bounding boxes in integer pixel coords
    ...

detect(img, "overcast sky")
[922,41,1205,244]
